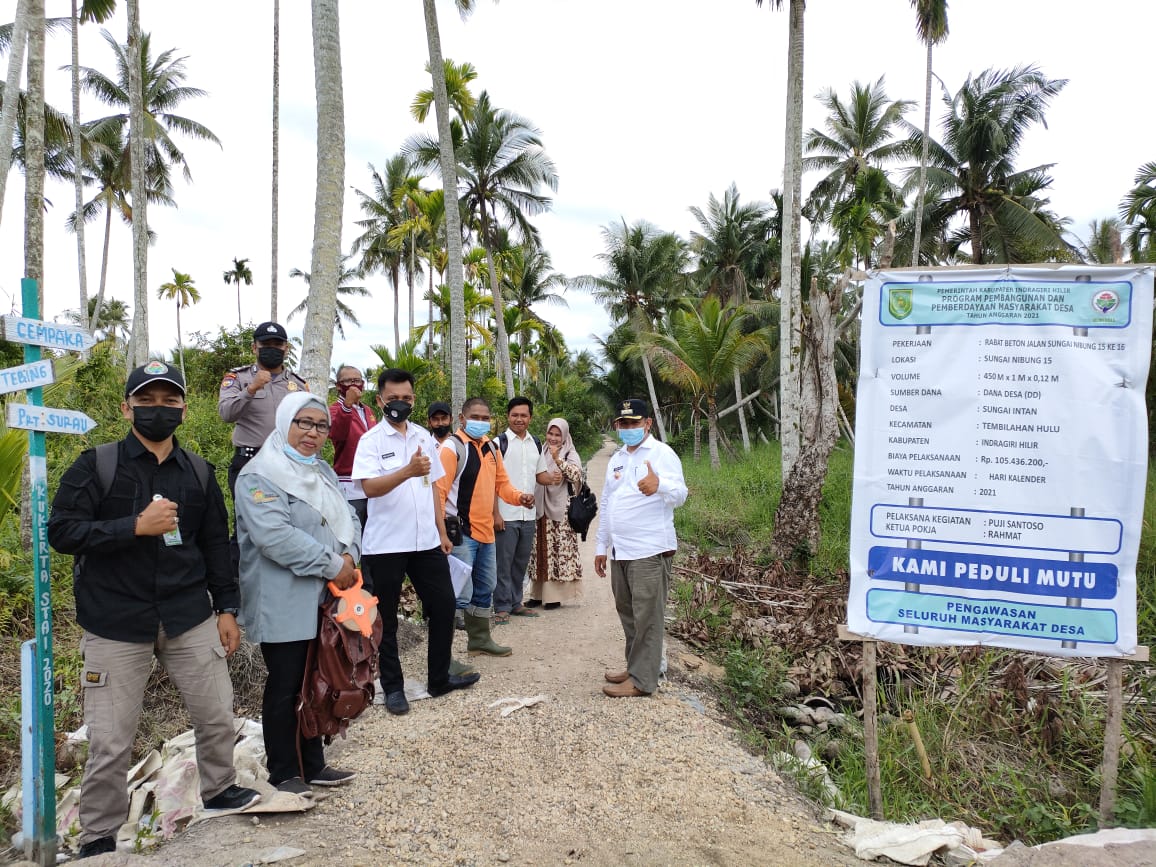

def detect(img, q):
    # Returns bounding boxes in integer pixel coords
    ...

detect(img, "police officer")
[218,321,309,497]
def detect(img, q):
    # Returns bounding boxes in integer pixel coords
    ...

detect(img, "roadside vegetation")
[671,443,1156,846]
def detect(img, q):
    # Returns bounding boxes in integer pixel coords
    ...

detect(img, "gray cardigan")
[236,469,362,643]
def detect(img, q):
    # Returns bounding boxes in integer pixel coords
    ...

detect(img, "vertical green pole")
[21,277,56,863]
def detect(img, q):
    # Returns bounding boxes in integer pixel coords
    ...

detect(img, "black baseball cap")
[427,401,453,418]
[125,360,186,397]
[614,398,650,421]
[253,321,288,342]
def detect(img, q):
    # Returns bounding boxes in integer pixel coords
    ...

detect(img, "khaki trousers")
[610,554,672,694]
[78,616,237,844]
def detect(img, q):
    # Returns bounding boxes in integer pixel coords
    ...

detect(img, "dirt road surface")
[82,441,856,866]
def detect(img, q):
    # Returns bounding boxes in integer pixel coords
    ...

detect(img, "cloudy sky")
[0,0,1149,376]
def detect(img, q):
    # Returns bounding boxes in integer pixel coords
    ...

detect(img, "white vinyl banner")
[849,265,1153,657]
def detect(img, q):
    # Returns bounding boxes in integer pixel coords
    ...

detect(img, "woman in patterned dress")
[526,418,584,608]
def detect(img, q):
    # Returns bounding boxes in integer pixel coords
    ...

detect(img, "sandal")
[492,612,511,625]
[511,605,540,618]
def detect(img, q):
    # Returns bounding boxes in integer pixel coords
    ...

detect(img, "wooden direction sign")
[5,403,97,435]
[0,358,55,396]
[1,316,94,352]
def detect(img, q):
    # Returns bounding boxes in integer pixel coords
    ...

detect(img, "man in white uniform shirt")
[353,369,480,716]
[493,397,543,622]
[594,398,688,697]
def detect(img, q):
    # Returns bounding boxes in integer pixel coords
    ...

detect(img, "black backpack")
[495,431,542,456]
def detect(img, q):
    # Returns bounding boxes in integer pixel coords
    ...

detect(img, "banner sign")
[849,265,1153,657]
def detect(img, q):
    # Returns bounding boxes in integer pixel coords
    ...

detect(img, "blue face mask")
[283,444,317,465]
[618,427,646,447]
[464,419,491,439]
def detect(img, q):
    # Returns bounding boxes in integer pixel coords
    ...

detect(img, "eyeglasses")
[338,378,364,387]
[291,418,330,434]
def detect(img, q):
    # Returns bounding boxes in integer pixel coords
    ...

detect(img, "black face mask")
[133,406,184,442]
[383,400,413,424]
[430,424,452,439]
[257,346,285,369]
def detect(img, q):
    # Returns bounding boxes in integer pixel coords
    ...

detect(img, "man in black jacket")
[48,361,259,859]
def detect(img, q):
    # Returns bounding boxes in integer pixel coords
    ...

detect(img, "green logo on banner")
[888,287,914,320]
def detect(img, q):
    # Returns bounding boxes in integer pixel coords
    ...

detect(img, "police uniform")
[218,362,309,494]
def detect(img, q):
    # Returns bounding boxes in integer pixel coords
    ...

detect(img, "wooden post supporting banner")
[1098,657,1124,827]
[861,637,883,820]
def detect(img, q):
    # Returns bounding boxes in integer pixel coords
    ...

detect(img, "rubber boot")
[449,657,477,676]
[464,613,512,657]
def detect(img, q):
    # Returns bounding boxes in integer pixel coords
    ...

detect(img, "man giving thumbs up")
[352,369,479,717]
[595,398,688,698]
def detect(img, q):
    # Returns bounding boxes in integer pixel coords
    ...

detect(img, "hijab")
[538,417,581,522]
[238,392,355,547]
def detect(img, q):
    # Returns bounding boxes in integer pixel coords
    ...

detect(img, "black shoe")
[308,766,356,787]
[275,777,313,796]
[385,690,410,715]
[523,599,542,608]
[202,784,261,812]
[428,672,481,697]
[77,837,116,858]
[543,602,561,610]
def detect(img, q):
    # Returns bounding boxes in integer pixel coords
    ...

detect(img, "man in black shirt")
[48,361,260,859]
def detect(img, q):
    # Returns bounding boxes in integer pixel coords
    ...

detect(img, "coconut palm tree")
[79,23,220,363]
[351,154,422,352]
[1120,162,1156,263]
[502,243,567,387]
[69,0,117,318]
[287,259,368,339]
[391,185,445,356]
[802,78,912,224]
[689,183,775,451]
[222,256,253,328]
[906,65,1068,265]
[70,295,130,344]
[452,90,558,398]
[421,0,478,416]
[22,0,45,318]
[755,0,804,479]
[1076,218,1124,265]
[910,0,949,265]
[411,58,477,124]
[576,220,689,441]
[299,0,345,395]
[641,298,768,470]
[156,268,199,378]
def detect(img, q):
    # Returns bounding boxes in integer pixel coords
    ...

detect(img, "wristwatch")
[215,607,240,616]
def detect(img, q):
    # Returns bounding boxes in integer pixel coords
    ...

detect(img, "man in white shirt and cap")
[594,398,688,698]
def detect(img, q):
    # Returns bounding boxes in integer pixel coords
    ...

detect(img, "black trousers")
[259,640,325,786]
[362,549,455,694]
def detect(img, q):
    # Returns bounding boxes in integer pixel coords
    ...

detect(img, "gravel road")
[92,441,856,866]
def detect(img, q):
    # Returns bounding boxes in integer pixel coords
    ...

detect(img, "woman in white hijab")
[236,392,361,797]
[526,417,584,608]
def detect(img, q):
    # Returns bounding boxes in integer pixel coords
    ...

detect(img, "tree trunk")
[270,0,280,320]
[423,0,466,415]
[734,367,750,452]
[300,0,345,395]
[23,0,44,306]
[969,206,984,264]
[427,253,435,357]
[126,0,149,366]
[640,351,667,441]
[778,0,805,480]
[911,40,933,266]
[773,276,841,563]
[236,283,242,329]
[176,301,185,380]
[408,228,416,336]
[693,409,701,462]
[90,202,112,334]
[71,0,89,320]
[393,266,400,352]
[482,211,515,398]
[0,0,29,228]
[707,401,720,471]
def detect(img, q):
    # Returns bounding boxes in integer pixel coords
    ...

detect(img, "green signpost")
[11,278,95,865]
